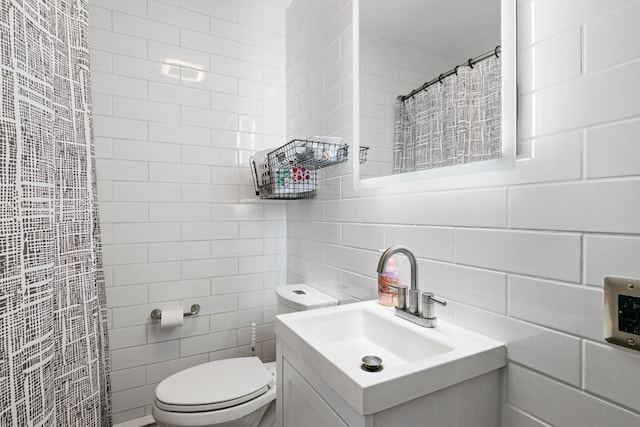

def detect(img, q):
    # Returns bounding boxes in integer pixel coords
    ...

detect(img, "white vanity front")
[275,301,506,427]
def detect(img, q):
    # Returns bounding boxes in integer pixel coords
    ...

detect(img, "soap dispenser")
[377,256,399,306]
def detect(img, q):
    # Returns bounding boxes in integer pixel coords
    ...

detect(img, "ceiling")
[261,0,294,10]
[360,0,500,63]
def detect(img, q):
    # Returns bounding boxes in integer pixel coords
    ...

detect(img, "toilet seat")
[155,357,273,413]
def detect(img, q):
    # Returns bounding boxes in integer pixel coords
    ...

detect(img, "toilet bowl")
[151,284,338,427]
[152,357,276,427]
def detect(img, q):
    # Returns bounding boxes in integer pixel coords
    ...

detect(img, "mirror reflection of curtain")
[1,0,111,425]
[394,55,502,174]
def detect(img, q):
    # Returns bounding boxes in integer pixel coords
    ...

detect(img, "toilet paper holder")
[150,304,201,320]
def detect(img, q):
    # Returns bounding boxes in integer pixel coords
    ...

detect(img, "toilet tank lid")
[275,284,339,311]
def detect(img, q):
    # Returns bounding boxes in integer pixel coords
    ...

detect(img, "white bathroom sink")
[292,302,454,370]
[275,300,506,415]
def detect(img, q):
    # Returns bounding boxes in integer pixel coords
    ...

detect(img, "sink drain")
[361,355,383,372]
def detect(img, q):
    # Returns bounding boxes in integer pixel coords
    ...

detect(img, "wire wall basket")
[359,146,370,164]
[250,137,349,199]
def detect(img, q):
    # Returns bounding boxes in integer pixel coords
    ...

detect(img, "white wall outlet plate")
[604,276,640,351]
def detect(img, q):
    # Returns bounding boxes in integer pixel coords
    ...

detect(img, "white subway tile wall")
[88,0,640,424]
[88,0,287,423]
[286,1,640,427]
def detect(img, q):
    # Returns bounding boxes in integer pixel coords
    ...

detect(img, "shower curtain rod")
[400,45,501,102]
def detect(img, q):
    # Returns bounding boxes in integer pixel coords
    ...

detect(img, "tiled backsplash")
[89,0,287,422]
[286,0,640,426]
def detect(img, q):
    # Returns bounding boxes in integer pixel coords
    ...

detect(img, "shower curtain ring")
[454,65,459,75]
[468,58,474,68]
[495,45,500,58]
[438,74,444,84]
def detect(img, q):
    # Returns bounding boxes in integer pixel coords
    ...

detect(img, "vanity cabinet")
[276,340,501,427]
[281,359,347,427]
[274,301,506,427]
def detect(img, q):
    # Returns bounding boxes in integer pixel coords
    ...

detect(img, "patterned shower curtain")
[0,0,111,425]
[394,55,502,174]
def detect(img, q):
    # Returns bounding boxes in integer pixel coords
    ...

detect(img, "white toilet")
[151,284,338,427]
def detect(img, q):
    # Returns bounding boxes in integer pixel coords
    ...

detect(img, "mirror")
[353,0,516,187]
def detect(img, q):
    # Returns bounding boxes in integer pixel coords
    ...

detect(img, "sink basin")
[275,300,506,415]
[294,303,453,370]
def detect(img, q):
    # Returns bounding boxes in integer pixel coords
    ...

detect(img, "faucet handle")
[425,293,447,306]
[421,292,447,321]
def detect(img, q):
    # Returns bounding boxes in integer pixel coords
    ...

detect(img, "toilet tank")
[275,284,338,315]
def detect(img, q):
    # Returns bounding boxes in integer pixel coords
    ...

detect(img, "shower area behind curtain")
[0,0,111,425]
[394,55,502,174]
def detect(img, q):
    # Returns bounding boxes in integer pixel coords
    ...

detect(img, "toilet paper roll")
[160,308,184,328]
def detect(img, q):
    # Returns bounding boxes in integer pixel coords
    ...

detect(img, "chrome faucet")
[377,245,447,328]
